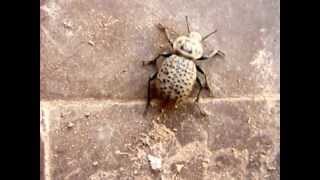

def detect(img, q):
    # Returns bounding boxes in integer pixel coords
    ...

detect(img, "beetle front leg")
[157,23,175,48]
[142,51,172,66]
[197,49,225,61]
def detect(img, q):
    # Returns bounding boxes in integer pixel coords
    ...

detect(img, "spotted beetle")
[143,16,225,115]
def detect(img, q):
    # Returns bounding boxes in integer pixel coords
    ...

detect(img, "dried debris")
[67,122,74,129]
[92,161,98,167]
[88,40,95,46]
[147,155,162,171]
[176,164,184,173]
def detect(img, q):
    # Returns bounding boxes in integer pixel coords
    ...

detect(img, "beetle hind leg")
[196,65,213,96]
[194,76,208,117]
[144,72,158,116]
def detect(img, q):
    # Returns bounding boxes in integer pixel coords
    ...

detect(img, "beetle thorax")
[173,32,203,60]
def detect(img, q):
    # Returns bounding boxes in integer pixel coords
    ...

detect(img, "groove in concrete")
[40,106,51,180]
[40,94,279,107]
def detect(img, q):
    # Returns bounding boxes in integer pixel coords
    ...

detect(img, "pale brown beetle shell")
[156,55,197,100]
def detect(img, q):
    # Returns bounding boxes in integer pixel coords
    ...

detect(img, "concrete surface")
[40,0,279,179]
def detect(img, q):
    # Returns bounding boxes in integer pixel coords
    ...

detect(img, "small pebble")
[88,40,95,46]
[176,164,184,173]
[63,21,72,29]
[92,161,98,166]
[147,155,161,171]
[85,112,90,118]
[202,162,209,168]
[67,122,74,128]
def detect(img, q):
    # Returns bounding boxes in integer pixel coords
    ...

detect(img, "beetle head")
[173,35,203,60]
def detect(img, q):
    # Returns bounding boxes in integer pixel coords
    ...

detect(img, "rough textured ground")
[40,0,280,179]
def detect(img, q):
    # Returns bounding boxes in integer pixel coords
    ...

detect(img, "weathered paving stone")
[40,0,279,100]
[40,0,279,179]
[41,101,153,179]
[204,100,280,180]
[41,98,279,180]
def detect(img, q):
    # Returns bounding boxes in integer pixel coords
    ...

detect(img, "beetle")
[143,16,225,115]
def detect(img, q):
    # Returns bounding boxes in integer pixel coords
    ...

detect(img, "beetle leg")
[194,77,208,117]
[195,77,204,102]
[144,71,158,116]
[196,65,213,95]
[142,51,172,66]
[157,23,174,48]
[197,49,225,61]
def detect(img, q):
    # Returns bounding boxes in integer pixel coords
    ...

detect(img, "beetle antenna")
[185,16,190,33]
[202,29,218,41]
